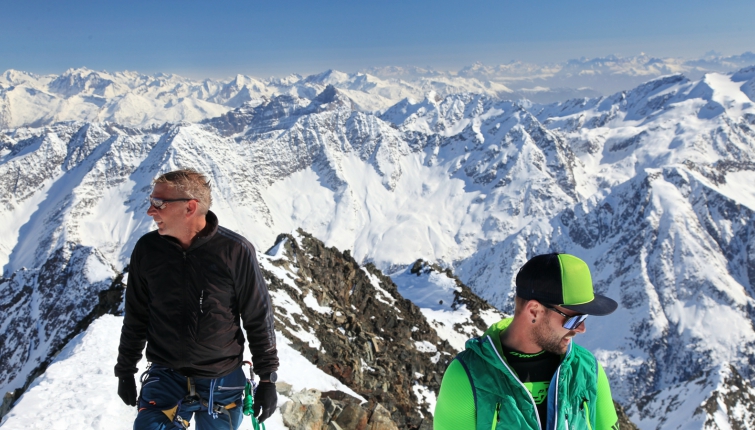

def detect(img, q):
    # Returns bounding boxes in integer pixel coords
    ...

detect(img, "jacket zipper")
[485,336,543,430]
[582,400,593,430]
[491,402,501,430]
[552,342,575,430]
[217,385,246,391]
[553,365,561,430]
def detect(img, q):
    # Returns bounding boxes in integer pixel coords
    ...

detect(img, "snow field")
[0,315,361,429]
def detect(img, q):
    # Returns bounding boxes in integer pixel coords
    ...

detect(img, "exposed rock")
[281,387,400,430]
[409,259,500,336]
[281,389,325,430]
[335,403,370,430]
[322,396,343,425]
[261,230,453,428]
[0,392,15,421]
[614,401,639,430]
[276,381,294,397]
[367,403,399,430]
[698,365,755,430]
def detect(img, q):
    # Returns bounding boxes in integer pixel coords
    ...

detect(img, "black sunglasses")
[148,197,195,210]
[541,303,588,330]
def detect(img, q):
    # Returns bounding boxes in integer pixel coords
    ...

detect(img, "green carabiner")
[243,381,254,416]
[243,380,265,430]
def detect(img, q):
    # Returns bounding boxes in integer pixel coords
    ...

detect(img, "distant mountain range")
[2,52,754,129]
[2,59,755,429]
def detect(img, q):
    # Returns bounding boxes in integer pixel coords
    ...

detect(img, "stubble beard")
[532,320,575,355]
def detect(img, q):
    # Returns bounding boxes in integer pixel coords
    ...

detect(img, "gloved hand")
[253,382,278,423]
[118,376,137,406]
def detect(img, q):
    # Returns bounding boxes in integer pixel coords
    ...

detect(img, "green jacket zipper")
[485,336,543,430]
[582,400,593,430]
[491,402,501,430]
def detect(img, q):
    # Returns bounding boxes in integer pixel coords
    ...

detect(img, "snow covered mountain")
[0,67,513,129]
[1,228,505,429]
[2,52,753,130]
[2,65,755,429]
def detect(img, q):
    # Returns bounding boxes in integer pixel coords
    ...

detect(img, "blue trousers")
[135,365,246,430]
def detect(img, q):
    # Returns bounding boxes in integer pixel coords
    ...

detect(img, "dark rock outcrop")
[262,230,457,429]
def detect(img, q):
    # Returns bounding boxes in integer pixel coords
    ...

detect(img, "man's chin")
[560,337,573,351]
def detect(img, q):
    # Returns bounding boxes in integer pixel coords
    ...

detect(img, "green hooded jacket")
[434,318,619,430]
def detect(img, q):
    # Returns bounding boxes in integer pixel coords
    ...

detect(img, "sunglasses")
[148,197,195,210]
[541,303,588,330]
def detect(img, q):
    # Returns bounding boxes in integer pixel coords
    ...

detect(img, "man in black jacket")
[115,169,279,429]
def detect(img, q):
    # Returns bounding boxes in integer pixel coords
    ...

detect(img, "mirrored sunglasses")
[148,197,194,210]
[542,303,588,330]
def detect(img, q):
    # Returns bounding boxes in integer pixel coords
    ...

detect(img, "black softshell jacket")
[115,211,278,378]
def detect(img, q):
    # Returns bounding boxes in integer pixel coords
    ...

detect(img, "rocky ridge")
[2,68,755,428]
[258,230,460,428]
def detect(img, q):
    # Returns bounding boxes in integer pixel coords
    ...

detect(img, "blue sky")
[1,0,753,79]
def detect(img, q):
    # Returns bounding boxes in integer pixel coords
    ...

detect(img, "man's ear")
[185,199,199,217]
[525,300,543,320]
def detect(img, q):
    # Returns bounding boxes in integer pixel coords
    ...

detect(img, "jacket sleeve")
[434,358,476,430]
[235,243,279,376]
[114,240,150,377]
[595,362,619,430]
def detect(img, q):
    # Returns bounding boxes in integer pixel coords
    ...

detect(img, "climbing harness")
[241,361,266,430]
[139,364,241,430]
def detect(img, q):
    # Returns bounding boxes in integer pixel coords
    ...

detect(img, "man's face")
[532,304,586,355]
[147,183,189,238]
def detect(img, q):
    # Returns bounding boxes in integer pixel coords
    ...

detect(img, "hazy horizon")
[2,0,754,80]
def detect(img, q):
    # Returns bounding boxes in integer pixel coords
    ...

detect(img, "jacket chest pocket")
[194,286,237,343]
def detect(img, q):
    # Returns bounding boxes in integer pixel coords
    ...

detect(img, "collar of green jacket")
[457,318,598,430]
[473,317,572,371]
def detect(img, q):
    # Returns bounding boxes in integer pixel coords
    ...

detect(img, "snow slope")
[0,315,358,430]
[3,67,755,428]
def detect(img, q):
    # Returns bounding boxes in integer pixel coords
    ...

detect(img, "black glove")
[253,382,278,423]
[118,376,137,406]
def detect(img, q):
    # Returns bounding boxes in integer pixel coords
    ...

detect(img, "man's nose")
[147,204,157,216]
[574,320,587,334]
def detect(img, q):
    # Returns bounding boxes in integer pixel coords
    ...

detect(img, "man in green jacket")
[434,253,620,430]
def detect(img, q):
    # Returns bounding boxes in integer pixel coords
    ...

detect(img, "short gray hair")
[154,168,212,215]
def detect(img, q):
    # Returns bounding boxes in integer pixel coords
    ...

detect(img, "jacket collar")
[468,317,572,370]
[187,210,219,251]
[159,210,219,252]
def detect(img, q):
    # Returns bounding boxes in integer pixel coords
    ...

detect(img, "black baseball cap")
[515,253,618,316]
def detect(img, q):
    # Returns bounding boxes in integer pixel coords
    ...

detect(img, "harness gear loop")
[208,379,219,419]
[198,398,237,430]
[187,377,197,400]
